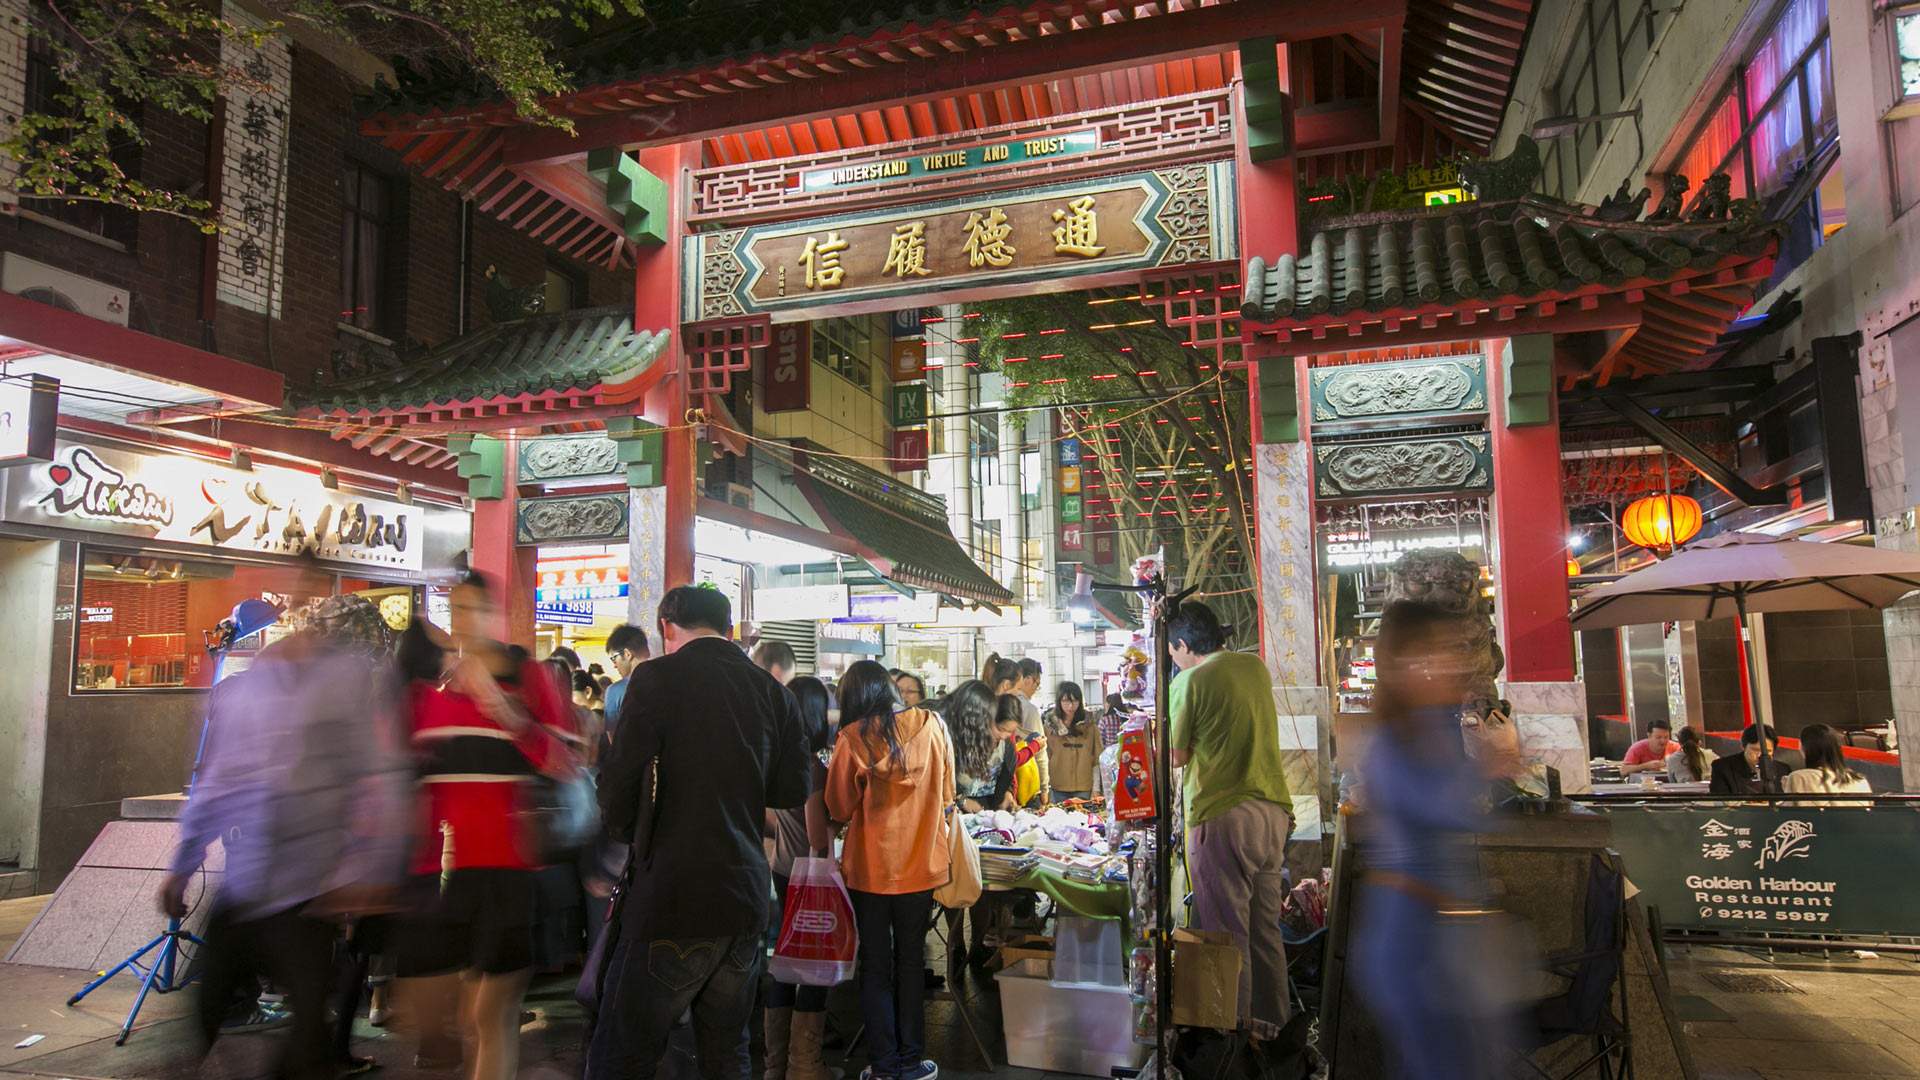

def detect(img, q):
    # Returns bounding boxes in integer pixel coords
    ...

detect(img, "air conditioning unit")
[1,253,131,327]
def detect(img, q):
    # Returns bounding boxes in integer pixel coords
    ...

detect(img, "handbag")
[933,805,983,909]
[523,766,600,866]
[769,856,859,986]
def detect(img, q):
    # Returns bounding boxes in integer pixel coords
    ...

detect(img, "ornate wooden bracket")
[684,316,771,399]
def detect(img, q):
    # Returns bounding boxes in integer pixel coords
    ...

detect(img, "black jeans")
[586,933,762,1080]
[196,906,336,1080]
[850,889,933,1078]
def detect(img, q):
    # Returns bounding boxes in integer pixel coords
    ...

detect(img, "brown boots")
[787,1009,834,1080]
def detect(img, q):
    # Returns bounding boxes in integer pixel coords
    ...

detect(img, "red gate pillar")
[634,142,698,623]
[468,433,537,649]
[1488,335,1575,682]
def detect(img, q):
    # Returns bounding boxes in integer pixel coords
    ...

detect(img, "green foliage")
[1298,170,1426,233]
[3,0,637,229]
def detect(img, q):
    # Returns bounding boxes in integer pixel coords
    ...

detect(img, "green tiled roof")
[364,0,1000,116]
[1241,196,1776,322]
[298,307,669,415]
[798,449,1014,608]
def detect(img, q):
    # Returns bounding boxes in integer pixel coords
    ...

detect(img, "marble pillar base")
[1272,685,1330,844]
[1500,680,1592,794]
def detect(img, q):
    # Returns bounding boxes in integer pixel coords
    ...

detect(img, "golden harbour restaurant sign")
[684,162,1235,321]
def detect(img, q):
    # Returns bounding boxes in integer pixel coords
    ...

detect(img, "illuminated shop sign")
[5,441,423,571]
[0,375,57,466]
[1322,528,1486,569]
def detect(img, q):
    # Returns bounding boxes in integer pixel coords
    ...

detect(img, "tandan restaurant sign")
[2,440,424,571]
[687,162,1235,320]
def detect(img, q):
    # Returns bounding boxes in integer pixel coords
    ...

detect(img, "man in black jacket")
[1708,723,1793,795]
[589,586,810,1080]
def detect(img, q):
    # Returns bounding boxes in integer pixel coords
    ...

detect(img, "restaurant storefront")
[0,432,469,889]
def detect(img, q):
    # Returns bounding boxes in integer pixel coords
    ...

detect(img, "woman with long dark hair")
[1785,723,1870,797]
[825,661,954,1080]
[1043,681,1098,801]
[1666,726,1711,783]
[946,680,1011,814]
[980,654,1019,696]
[1349,599,1515,1080]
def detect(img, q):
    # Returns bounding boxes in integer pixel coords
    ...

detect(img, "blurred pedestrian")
[160,595,410,1080]
[589,586,809,1079]
[1166,601,1293,1040]
[764,675,836,1080]
[893,670,926,708]
[753,639,797,685]
[825,661,953,1080]
[1350,599,1515,1079]
[394,573,578,1080]
[549,645,584,672]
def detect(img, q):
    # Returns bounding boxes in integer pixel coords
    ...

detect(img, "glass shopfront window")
[72,547,414,692]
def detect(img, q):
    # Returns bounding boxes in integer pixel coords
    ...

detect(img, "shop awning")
[0,288,284,421]
[294,306,670,427]
[791,444,1014,609]
[1241,195,1779,381]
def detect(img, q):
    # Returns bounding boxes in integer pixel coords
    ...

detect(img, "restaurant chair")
[1518,853,1631,1080]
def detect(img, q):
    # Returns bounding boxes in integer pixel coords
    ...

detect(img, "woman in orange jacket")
[825,660,955,1080]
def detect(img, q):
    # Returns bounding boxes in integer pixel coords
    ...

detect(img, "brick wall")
[0,26,631,388]
[0,0,25,210]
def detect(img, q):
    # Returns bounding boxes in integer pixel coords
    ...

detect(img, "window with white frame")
[1884,2,1920,214]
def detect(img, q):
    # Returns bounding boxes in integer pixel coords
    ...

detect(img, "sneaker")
[367,1006,390,1027]
[222,1003,292,1033]
[340,1054,381,1076]
[899,1061,939,1080]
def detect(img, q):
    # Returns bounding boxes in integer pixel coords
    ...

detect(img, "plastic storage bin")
[995,958,1148,1076]
[1050,915,1126,987]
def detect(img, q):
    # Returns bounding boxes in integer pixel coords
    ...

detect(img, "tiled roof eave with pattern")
[1241,196,1779,324]
[295,307,670,421]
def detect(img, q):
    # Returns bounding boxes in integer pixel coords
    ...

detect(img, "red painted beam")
[0,288,284,409]
[1294,98,1384,154]
[157,416,467,496]
[501,0,1408,166]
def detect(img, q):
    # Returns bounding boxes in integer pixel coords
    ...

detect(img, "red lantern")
[1566,557,1582,578]
[1620,493,1703,551]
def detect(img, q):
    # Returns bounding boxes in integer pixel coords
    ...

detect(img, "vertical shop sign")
[890,383,929,426]
[0,374,57,465]
[889,339,927,381]
[1092,532,1116,565]
[1058,466,1082,494]
[1060,523,1084,552]
[889,429,929,471]
[1057,436,1082,467]
[763,322,812,413]
[1060,493,1084,523]
[216,2,290,317]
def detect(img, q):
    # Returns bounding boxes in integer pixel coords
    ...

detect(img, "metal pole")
[1735,590,1777,781]
[1152,572,1175,1071]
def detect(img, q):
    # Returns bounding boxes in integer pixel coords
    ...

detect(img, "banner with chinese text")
[686,162,1235,321]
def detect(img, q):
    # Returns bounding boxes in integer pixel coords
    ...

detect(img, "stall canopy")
[792,443,1015,608]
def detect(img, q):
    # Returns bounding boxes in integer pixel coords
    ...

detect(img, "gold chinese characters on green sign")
[685,163,1235,321]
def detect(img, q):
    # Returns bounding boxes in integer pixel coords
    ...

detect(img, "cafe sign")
[4,440,422,570]
[686,162,1235,320]
[1594,805,1920,936]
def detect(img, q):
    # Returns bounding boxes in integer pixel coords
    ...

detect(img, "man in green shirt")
[1168,601,1292,1037]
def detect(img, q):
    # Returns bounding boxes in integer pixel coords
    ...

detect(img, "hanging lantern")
[1566,557,1582,578]
[1620,493,1703,551]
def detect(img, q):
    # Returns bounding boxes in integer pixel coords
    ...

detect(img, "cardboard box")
[1171,929,1242,1030]
[992,934,1054,974]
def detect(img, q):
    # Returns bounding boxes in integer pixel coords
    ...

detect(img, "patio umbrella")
[1570,532,1920,775]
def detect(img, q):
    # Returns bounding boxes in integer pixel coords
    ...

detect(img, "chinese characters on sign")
[216,2,290,317]
[793,193,1113,293]
[689,163,1234,321]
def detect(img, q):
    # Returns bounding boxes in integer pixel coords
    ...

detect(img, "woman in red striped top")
[394,574,576,1080]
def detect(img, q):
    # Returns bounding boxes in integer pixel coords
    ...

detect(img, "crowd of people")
[163,577,1157,1080]
[1611,715,1872,795]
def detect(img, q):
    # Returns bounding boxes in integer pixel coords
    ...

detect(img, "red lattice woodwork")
[688,90,1235,226]
[685,317,771,397]
[1138,267,1242,369]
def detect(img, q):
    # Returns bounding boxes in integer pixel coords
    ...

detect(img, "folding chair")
[1521,853,1632,1080]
